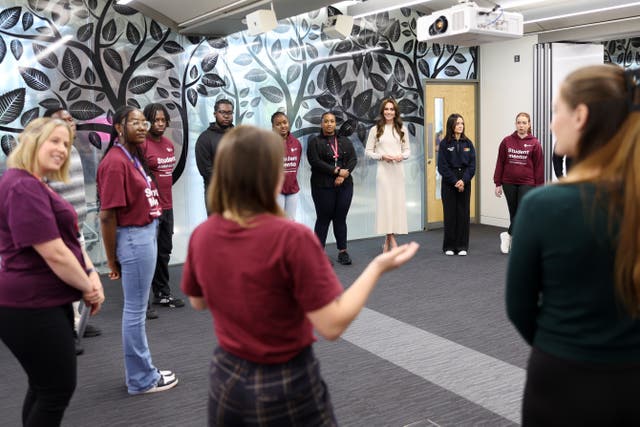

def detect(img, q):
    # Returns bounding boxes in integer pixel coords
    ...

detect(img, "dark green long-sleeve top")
[506,183,640,364]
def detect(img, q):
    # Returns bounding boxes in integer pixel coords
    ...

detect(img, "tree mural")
[0,0,477,184]
[194,7,477,147]
[0,0,225,181]
[604,37,640,68]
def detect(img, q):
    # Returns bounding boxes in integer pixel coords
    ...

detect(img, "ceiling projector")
[417,2,523,46]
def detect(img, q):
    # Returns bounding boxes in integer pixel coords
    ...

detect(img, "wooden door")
[424,83,477,227]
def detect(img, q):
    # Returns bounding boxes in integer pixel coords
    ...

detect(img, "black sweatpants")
[523,347,640,426]
[0,304,76,427]
[151,208,173,298]
[441,183,471,253]
[502,183,534,235]
[311,183,353,250]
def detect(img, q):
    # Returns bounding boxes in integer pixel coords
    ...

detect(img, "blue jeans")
[116,220,161,394]
[277,193,299,220]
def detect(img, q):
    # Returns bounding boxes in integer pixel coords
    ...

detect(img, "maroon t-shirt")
[97,146,161,226]
[181,214,343,364]
[0,169,83,308]
[281,133,302,195]
[142,136,175,209]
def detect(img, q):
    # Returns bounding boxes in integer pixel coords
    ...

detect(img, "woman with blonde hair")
[181,125,418,426]
[365,98,411,252]
[0,118,104,426]
[506,65,640,425]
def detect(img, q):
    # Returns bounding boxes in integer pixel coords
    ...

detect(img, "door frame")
[423,79,479,231]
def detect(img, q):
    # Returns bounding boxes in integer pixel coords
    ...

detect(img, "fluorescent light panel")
[525,1,640,24]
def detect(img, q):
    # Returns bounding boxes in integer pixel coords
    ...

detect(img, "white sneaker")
[141,374,178,394]
[159,370,175,381]
[458,250,467,256]
[445,250,455,256]
[500,232,511,254]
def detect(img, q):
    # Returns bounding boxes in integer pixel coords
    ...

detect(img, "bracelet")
[85,267,96,275]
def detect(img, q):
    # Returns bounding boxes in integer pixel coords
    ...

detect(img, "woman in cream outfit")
[365,98,411,252]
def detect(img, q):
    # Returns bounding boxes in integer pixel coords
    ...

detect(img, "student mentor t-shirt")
[142,136,175,209]
[181,214,343,364]
[97,146,161,226]
[0,168,83,308]
[281,133,302,195]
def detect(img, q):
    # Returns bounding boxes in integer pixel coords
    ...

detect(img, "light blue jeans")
[277,192,299,220]
[116,220,161,394]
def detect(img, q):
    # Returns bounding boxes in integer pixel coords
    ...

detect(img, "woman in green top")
[506,64,640,425]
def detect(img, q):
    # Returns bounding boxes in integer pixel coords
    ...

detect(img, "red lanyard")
[329,137,339,165]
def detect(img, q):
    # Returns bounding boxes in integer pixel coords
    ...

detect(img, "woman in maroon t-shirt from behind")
[0,118,104,426]
[181,125,419,426]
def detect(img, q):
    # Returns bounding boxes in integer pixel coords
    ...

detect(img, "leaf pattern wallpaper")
[0,0,479,263]
[604,37,640,69]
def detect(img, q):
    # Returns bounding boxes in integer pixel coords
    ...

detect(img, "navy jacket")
[437,136,476,186]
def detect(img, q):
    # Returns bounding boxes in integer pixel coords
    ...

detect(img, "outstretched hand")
[373,242,420,272]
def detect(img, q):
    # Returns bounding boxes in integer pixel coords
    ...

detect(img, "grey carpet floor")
[0,224,528,426]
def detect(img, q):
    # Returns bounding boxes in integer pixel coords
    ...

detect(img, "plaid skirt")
[208,346,337,426]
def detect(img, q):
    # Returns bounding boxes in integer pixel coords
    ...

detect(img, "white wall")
[478,35,538,228]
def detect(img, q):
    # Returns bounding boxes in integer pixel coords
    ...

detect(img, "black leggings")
[523,347,640,426]
[502,183,534,235]
[311,183,353,250]
[0,304,76,427]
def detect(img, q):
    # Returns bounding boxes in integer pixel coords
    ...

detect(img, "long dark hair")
[444,113,467,141]
[375,98,405,144]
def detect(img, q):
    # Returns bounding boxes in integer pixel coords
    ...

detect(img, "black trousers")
[523,347,640,426]
[0,304,76,427]
[502,183,534,235]
[311,183,353,250]
[151,208,173,297]
[441,183,471,253]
